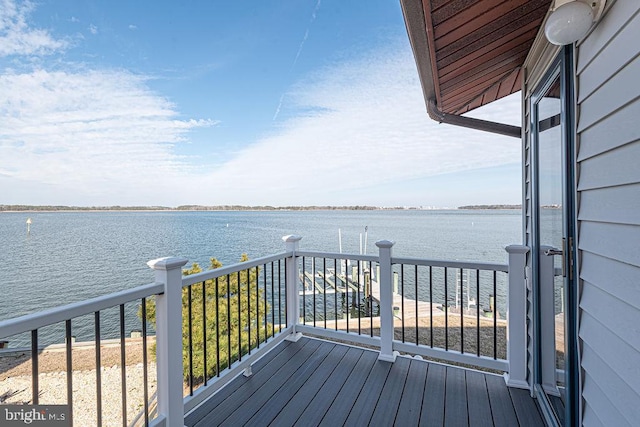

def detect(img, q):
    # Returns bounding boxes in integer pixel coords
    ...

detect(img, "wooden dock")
[297,270,504,325]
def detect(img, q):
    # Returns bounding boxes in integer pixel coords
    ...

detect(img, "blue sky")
[0,0,522,208]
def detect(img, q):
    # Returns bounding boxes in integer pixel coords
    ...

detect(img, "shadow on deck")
[185,336,543,426]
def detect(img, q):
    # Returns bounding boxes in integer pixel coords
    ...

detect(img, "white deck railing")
[0,236,531,427]
[291,241,528,377]
[0,282,164,426]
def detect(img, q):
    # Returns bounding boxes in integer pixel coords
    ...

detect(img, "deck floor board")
[369,356,411,427]
[192,338,321,426]
[240,341,337,426]
[510,387,545,427]
[316,349,377,426]
[342,351,393,425]
[264,343,348,426]
[395,357,428,426]
[466,369,494,427]
[293,347,365,426]
[421,362,446,425]
[185,336,544,427]
[184,339,295,427]
[486,372,520,427]
[445,366,469,426]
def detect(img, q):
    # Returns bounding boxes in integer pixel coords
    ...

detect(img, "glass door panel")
[537,78,566,391]
[532,56,575,426]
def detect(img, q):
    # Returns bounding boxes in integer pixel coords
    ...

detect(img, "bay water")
[0,210,522,346]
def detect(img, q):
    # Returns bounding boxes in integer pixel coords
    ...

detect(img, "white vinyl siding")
[575,0,640,426]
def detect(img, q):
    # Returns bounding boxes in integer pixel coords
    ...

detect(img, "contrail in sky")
[272,93,286,121]
[273,0,322,121]
[292,0,322,69]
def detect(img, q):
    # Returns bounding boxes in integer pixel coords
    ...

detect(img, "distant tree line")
[174,205,379,211]
[457,204,522,210]
[3,204,529,212]
[0,205,173,211]
[0,204,380,212]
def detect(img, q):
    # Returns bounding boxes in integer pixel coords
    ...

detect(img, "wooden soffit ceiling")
[401,0,552,115]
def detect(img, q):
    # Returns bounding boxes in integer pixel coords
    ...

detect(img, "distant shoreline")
[457,204,522,210]
[1,204,522,213]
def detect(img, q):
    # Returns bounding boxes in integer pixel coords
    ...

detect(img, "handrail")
[295,250,379,263]
[392,256,508,272]
[0,282,164,339]
[294,250,508,272]
[181,251,291,287]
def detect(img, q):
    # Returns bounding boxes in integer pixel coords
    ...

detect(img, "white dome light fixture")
[544,0,606,46]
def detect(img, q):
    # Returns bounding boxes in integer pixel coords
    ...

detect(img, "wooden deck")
[185,337,544,426]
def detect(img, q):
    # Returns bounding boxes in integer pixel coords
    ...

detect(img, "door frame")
[529,46,579,427]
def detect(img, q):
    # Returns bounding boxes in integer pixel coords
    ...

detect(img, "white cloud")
[0,68,215,204]
[0,0,521,207]
[0,0,68,56]
[199,46,521,205]
[0,1,216,206]
[128,24,137,30]
[88,24,98,35]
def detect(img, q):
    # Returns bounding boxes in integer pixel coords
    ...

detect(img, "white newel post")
[148,257,188,427]
[283,235,303,342]
[504,245,529,389]
[376,240,396,362]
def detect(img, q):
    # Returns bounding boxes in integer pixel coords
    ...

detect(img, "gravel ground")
[0,341,157,427]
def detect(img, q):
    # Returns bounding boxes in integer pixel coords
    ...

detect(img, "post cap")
[282,235,303,243]
[375,240,395,249]
[505,245,529,254]
[147,257,189,271]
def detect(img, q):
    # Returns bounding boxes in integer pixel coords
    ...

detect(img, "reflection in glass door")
[536,74,565,415]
